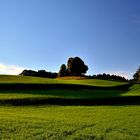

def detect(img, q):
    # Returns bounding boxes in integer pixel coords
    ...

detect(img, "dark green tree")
[58,64,67,77]
[133,66,140,82]
[67,57,88,76]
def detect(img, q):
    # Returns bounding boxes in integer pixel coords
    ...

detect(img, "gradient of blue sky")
[0,0,140,78]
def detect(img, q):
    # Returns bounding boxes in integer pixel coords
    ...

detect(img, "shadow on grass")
[0,83,139,106]
[0,96,140,106]
[0,83,132,90]
[0,83,132,99]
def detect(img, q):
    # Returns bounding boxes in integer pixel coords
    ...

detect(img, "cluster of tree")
[19,70,57,78]
[89,73,128,81]
[19,57,88,78]
[58,57,88,76]
[19,56,139,83]
[133,66,140,82]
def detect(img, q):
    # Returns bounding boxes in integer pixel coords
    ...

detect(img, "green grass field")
[0,75,126,86]
[0,105,140,140]
[0,75,139,139]
[0,75,139,101]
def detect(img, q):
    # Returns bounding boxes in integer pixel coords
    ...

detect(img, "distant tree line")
[89,73,128,81]
[19,70,57,78]
[19,56,139,82]
[20,56,88,78]
[19,69,128,81]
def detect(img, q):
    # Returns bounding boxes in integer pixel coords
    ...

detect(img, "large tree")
[67,57,88,76]
[58,64,67,77]
[133,66,140,82]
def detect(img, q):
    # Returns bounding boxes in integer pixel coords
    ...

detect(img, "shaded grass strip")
[0,83,132,90]
[0,96,140,106]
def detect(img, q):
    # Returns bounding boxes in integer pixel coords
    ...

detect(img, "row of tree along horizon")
[19,56,140,82]
[20,69,128,82]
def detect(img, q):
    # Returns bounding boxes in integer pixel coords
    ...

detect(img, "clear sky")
[0,0,140,78]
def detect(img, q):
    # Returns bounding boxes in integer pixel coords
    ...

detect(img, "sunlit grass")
[124,84,140,96]
[0,105,139,140]
[0,75,139,139]
[0,75,127,87]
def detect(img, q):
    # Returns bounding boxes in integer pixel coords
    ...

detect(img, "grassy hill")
[0,105,139,140]
[0,75,127,86]
[0,75,140,139]
[0,75,139,105]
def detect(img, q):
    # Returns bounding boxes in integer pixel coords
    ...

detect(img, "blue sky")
[0,0,140,78]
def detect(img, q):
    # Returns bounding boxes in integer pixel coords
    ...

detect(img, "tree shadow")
[0,83,133,90]
[0,96,140,106]
[0,83,139,106]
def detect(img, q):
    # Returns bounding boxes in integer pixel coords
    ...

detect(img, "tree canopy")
[133,66,140,82]
[20,70,57,78]
[58,64,67,77]
[58,57,88,77]
[19,56,129,82]
[67,57,88,76]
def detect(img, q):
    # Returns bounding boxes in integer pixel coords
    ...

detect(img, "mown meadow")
[0,75,139,139]
[0,105,140,140]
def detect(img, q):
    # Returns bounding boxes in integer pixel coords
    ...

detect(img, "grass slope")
[0,105,139,140]
[0,75,139,139]
[124,84,140,96]
[0,75,139,105]
[0,75,126,86]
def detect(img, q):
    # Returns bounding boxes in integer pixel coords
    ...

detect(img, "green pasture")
[0,105,139,140]
[0,75,127,87]
[0,84,139,100]
[0,75,139,139]
[0,75,133,101]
